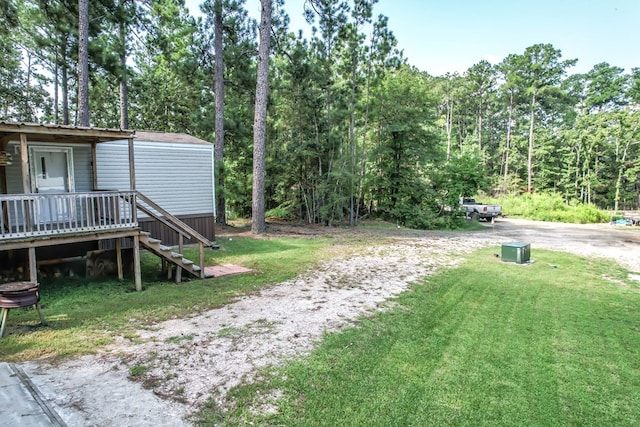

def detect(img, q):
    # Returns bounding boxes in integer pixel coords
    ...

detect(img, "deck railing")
[0,191,138,240]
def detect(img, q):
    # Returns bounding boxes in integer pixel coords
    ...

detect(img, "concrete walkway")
[0,362,65,427]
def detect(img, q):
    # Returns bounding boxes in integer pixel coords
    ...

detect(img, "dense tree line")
[2,0,639,228]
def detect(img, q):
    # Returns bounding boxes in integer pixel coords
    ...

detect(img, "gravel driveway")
[17,219,640,426]
[491,218,640,272]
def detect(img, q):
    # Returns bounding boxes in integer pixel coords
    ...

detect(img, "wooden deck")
[1,190,214,291]
[1,191,142,290]
[1,191,138,245]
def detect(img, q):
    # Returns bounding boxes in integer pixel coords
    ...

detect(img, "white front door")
[31,148,74,193]
[29,146,75,222]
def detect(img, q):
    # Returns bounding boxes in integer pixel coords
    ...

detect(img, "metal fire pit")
[0,282,47,338]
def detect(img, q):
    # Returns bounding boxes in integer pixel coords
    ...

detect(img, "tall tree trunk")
[593,148,599,205]
[355,58,372,225]
[77,0,90,127]
[503,90,513,191]
[25,53,33,119]
[574,144,581,199]
[477,102,483,150]
[614,121,637,214]
[348,50,357,226]
[445,98,453,161]
[251,0,272,234]
[62,50,69,125]
[457,115,465,152]
[119,14,129,129]
[527,93,536,193]
[54,51,59,123]
[214,0,226,225]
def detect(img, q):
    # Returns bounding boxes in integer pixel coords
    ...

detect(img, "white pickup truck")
[460,197,502,221]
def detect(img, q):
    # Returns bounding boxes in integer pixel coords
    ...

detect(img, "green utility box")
[501,242,531,264]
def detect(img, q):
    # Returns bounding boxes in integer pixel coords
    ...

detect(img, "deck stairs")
[130,192,215,283]
[138,231,207,280]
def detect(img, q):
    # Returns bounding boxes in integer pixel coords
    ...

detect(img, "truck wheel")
[470,211,480,221]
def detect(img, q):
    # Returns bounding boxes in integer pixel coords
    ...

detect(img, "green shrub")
[487,192,609,224]
[265,201,295,220]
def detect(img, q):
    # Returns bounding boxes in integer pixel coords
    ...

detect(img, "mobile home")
[0,122,216,291]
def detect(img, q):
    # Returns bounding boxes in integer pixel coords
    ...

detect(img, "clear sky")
[184,0,640,76]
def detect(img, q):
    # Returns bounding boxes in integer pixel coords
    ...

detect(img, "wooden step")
[138,231,204,279]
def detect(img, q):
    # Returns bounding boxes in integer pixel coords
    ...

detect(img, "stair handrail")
[133,192,214,248]
[135,202,191,240]
[127,192,213,280]
[118,192,188,240]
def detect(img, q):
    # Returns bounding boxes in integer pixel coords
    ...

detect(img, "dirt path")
[19,219,640,426]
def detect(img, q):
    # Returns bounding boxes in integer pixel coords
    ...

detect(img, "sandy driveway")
[18,219,640,426]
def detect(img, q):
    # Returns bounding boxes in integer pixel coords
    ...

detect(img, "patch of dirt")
[19,219,640,426]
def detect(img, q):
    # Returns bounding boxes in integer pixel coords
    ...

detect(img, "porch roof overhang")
[0,122,138,194]
[0,122,135,145]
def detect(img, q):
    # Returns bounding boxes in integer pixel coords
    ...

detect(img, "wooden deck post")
[115,238,123,280]
[91,141,98,190]
[19,134,30,193]
[128,134,141,291]
[175,234,183,283]
[199,242,205,279]
[0,141,8,229]
[19,134,33,231]
[28,246,37,283]
[128,137,136,191]
[133,234,142,292]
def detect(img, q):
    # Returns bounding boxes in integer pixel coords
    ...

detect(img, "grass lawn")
[0,236,335,361]
[204,248,640,426]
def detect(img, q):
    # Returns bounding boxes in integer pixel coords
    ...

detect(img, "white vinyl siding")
[73,145,93,191]
[4,144,22,194]
[96,140,214,216]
